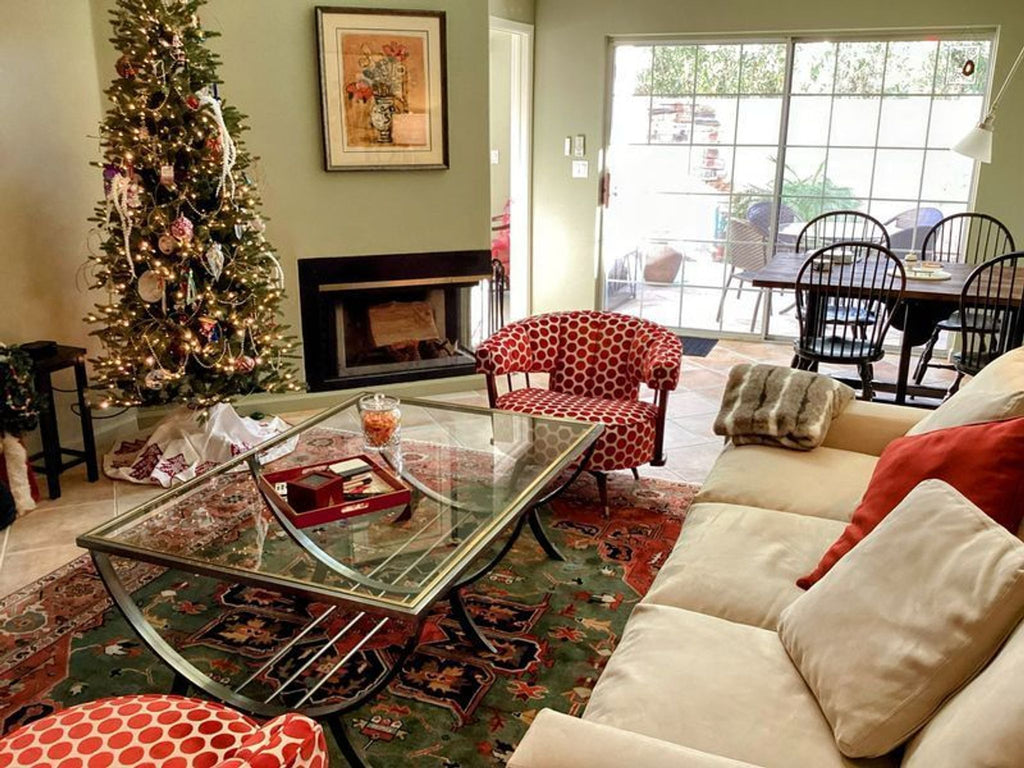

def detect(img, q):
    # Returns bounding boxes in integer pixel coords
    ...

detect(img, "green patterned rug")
[0,471,695,766]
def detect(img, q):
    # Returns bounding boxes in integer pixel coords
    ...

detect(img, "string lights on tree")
[86,0,300,411]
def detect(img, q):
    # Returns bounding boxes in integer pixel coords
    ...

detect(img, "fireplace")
[299,251,491,391]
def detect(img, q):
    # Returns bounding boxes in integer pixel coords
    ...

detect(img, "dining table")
[738,252,980,406]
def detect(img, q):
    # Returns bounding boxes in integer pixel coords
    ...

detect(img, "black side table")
[28,345,99,499]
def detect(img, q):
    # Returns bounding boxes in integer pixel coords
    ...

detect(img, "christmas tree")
[86,0,300,409]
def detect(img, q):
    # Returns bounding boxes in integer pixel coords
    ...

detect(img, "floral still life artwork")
[316,8,448,170]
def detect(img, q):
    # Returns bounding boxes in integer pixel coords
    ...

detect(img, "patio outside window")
[602,33,994,339]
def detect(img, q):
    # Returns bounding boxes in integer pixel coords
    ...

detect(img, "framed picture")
[315,7,449,171]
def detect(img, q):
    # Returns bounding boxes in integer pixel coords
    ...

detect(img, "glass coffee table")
[77,395,600,767]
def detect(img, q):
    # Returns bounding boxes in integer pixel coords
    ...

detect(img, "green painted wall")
[531,0,1024,313]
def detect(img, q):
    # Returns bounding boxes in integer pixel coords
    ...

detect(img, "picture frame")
[315,6,449,171]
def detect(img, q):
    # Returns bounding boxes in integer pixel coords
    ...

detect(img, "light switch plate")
[573,134,586,157]
[564,136,572,156]
[490,149,500,165]
[572,160,589,178]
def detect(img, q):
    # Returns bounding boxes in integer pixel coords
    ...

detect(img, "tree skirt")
[0,452,697,766]
[104,403,297,487]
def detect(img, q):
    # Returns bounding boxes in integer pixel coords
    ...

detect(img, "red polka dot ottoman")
[0,695,327,768]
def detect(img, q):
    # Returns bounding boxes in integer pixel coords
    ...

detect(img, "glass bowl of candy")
[358,393,401,451]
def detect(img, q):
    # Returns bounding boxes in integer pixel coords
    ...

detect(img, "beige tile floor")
[0,338,954,598]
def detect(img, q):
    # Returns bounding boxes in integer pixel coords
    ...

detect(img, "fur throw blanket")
[714,364,855,450]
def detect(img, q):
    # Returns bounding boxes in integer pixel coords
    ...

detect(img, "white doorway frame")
[490,16,534,320]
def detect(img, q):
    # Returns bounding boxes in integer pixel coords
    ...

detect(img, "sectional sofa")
[509,349,1024,768]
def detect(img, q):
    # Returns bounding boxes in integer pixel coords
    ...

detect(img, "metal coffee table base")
[93,472,585,768]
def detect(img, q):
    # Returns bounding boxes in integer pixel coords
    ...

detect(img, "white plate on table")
[891,266,952,281]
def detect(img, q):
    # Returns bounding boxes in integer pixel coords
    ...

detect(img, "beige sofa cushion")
[584,603,896,768]
[510,709,762,768]
[778,480,1024,758]
[643,502,846,629]
[901,620,1024,768]
[908,346,1024,435]
[696,444,876,522]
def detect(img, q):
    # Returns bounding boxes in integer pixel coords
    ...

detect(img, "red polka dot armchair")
[476,311,683,513]
[0,695,328,768]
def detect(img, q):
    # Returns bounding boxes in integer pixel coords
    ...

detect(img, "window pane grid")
[602,33,990,337]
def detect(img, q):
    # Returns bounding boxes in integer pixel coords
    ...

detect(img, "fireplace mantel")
[299,251,491,391]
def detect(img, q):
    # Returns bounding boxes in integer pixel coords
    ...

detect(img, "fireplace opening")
[299,251,491,391]
[334,285,475,379]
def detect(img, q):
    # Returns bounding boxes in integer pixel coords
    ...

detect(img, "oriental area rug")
[0,453,696,767]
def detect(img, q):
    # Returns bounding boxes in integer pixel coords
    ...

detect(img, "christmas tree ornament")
[144,368,168,390]
[234,355,256,373]
[159,164,175,187]
[102,164,121,195]
[137,270,166,303]
[197,88,238,198]
[125,175,143,209]
[157,234,176,254]
[198,316,221,342]
[138,125,150,140]
[268,252,286,290]
[185,94,200,110]
[170,214,193,242]
[206,136,221,157]
[185,268,198,305]
[115,54,137,78]
[170,34,186,66]
[107,173,139,270]
[202,242,224,279]
[251,217,266,234]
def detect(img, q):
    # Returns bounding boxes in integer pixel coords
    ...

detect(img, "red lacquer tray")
[258,454,411,529]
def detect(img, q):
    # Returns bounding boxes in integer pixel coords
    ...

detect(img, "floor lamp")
[953,43,1024,162]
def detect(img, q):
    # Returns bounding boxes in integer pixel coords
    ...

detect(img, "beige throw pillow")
[901,620,1024,767]
[908,346,1024,435]
[777,480,1024,759]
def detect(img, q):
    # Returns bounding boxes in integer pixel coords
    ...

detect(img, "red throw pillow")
[798,416,1024,589]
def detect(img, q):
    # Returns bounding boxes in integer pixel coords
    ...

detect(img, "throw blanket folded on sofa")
[714,364,855,450]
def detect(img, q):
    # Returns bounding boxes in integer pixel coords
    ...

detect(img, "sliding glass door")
[601,33,992,337]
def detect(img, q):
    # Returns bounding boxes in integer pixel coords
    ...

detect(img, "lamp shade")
[952,122,994,163]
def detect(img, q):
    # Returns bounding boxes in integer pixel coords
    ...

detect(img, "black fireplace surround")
[299,251,491,391]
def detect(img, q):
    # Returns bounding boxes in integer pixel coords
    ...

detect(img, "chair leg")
[589,471,609,518]
[749,289,763,333]
[947,372,965,398]
[858,362,874,401]
[914,330,940,386]
[630,467,640,481]
[716,273,734,323]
